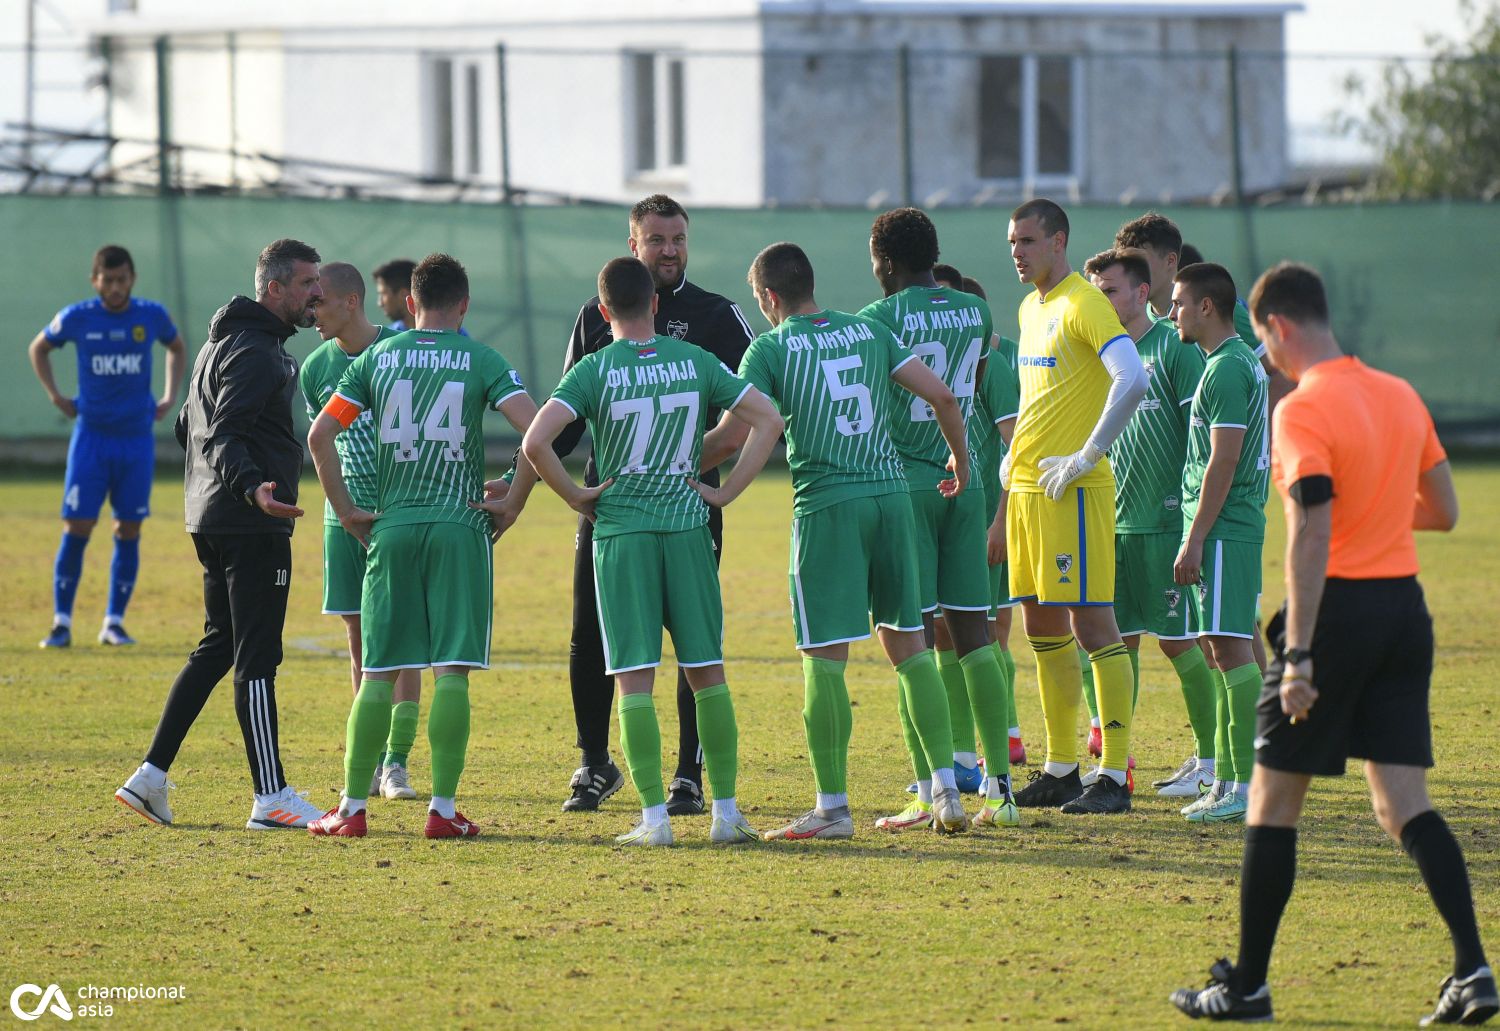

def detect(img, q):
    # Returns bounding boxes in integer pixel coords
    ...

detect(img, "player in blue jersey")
[28,245,186,648]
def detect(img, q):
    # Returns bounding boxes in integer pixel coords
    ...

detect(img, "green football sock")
[384,700,419,768]
[959,644,1011,782]
[427,674,470,800]
[938,648,977,757]
[895,681,930,782]
[1080,645,1100,722]
[1170,646,1218,759]
[1090,644,1135,773]
[1213,668,1231,780]
[1128,647,1141,714]
[999,646,1019,731]
[617,692,665,809]
[693,683,738,802]
[802,656,852,795]
[1224,662,1262,786]
[344,679,393,802]
[896,650,954,783]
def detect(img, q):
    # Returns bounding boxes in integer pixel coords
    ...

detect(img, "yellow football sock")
[1090,643,1134,775]
[1029,634,1082,767]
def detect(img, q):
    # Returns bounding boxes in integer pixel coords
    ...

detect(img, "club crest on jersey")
[1046,317,1061,340]
[637,345,658,359]
[1142,359,1156,378]
[667,320,689,339]
[1164,495,1180,511]
[1164,588,1181,619]
[132,324,147,343]
[1055,553,1073,583]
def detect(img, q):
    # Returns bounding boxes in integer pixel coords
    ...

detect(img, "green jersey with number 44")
[1181,336,1269,543]
[859,286,993,486]
[332,328,527,533]
[1114,321,1204,534]
[739,310,912,517]
[300,326,399,523]
[552,334,752,539]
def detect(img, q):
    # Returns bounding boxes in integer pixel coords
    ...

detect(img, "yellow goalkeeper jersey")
[1010,271,1130,494]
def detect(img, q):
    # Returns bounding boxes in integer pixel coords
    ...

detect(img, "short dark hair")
[411,253,469,311]
[92,244,133,276]
[1114,212,1182,260]
[255,238,320,296]
[1084,247,1152,290]
[1174,262,1238,320]
[629,194,689,231]
[933,263,963,290]
[960,276,987,301]
[598,257,655,319]
[318,261,366,302]
[1180,242,1205,267]
[748,242,815,305]
[1250,262,1330,328]
[870,207,940,273]
[372,258,417,292]
[1010,198,1069,244]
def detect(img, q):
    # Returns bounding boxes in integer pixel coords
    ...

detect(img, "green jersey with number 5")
[858,286,992,487]
[739,309,912,517]
[332,328,528,533]
[551,334,752,539]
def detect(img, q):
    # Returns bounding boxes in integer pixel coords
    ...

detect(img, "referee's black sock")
[1402,809,1490,977]
[1235,824,1298,994]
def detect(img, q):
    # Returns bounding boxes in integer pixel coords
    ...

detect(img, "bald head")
[318,262,366,302]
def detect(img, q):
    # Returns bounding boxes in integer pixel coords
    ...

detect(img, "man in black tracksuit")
[558,195,754,815]
[113,239,329,831]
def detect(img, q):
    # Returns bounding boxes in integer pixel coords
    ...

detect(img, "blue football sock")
[53,532,89,621]
[108,535,140,622]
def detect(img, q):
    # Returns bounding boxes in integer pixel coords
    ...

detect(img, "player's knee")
[63,518,97,538]
[114,520,142,540]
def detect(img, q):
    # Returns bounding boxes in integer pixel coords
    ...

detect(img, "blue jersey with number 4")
[44,297,177,436]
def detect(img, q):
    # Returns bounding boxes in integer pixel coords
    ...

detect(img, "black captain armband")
[1289,475,1333,507]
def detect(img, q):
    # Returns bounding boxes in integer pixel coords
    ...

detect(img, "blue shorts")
[62,427,155,521]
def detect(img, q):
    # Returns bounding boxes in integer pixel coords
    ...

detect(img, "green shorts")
[321,522,367,615]
[593,526,723,675]
[1186,537,1263,639]
[987,559,1016,616]
[360,521,493,672]
[790,493,924,649]
[1115,532,1193,640]
[909,486,991,613]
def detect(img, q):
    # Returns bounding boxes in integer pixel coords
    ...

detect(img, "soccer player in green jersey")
[305,254,540,840]
[1084,248,1219,799]
[859,208,1019,828]
[1169,262,1271,825]
[301,262,422,801]
[522,257,785,847]
[713,242,980,839]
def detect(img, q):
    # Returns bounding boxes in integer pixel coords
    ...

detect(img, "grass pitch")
[3,463,1497,1029]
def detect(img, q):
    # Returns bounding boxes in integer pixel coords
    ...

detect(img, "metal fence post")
[897,44,914,205]
[155,35,171,194]
[496,43,512,202]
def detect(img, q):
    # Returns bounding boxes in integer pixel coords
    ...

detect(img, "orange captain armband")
[322,393,365,430]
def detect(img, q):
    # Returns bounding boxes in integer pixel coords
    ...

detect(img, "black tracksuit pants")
[570,506,724,783]
[145,532,292,796]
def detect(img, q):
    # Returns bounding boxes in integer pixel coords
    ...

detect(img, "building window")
[629,52,686,175]
[978,54,1080,184]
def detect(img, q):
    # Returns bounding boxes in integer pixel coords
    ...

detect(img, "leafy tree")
[1340,1,1500,198]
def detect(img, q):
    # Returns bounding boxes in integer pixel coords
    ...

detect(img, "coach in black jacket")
[556,195,755,815]
[114,239,327,831]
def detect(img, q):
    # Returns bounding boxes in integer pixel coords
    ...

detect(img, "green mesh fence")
[4,195,1496,440]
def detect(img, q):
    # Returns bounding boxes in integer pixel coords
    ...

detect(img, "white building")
[85,0,1297,206]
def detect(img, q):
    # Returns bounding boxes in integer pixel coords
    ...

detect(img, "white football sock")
[816,792,848,812]
[710,797,739,820]
[642,802,668,827]
[916,780,934,804]
[429,795,456,819]
[1044,760,1079,778]
[341,796,367,816]
[932,767,957,792]
[954,751,979,769]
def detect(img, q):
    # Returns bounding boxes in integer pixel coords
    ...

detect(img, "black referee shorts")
[1255,576,1434,776]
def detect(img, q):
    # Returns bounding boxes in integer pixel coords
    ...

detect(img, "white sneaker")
[615,820,674,846]
[98,622,137,646]
[709,812,759,844]
[1180,784,1222,817]
[381,763,418,800]
[247,785,324,830]
[370,765,384,798]
[1153,754,1200,789]
[1158,762,1215,798]
[115,767,174,825]
[931,785,968,835]
[1080,764,1103,788]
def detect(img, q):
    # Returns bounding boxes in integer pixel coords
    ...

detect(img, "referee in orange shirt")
[1171,263,1494,1025]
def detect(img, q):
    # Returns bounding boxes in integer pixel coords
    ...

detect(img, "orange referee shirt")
[1270,356,1446,579]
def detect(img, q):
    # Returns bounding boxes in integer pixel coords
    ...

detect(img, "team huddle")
[36,191,1495,1026]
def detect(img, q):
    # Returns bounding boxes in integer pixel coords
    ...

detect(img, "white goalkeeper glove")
[999,450,1013,491]
[1037,442,1106,501]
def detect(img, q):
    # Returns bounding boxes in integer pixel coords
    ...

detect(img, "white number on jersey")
[907,337,982,422]
[378,379,467,463]
[819,355,874,437]
[608,390,701,475]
